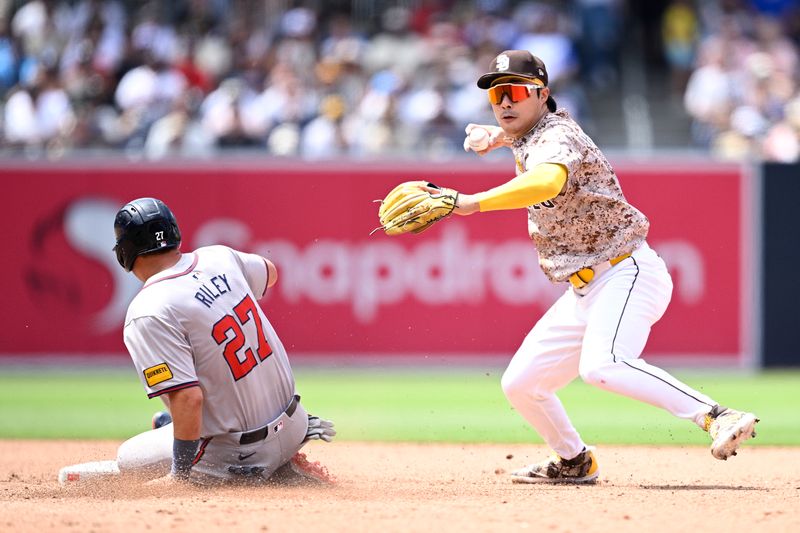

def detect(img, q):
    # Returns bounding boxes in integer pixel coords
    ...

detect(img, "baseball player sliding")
[109,198,335,484]
[377,50,758,484]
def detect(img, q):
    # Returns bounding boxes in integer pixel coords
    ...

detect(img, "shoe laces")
[532,451,564,468]
[544,450,587,469]
[704,405,728,432]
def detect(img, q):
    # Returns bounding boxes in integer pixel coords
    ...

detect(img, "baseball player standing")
[112,197,335,484]
[454,50,758,483]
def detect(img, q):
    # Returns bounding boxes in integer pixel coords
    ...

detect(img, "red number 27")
[211,294,273,381]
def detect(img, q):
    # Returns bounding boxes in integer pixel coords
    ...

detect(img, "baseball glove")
[375,181,459,236]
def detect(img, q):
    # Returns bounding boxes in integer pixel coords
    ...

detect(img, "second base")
[58,460,120,486]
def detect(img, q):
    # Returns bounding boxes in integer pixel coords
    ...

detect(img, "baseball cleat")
[706,406,759,460]
[511,447,599,484]
[151,411,173,429]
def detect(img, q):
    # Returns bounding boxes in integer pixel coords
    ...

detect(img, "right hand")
[305,414,336,443]
[463,124,508,154]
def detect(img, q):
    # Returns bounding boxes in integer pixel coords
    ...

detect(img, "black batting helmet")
[113,198,181,271]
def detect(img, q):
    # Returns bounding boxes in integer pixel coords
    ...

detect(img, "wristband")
[172,438,200,479]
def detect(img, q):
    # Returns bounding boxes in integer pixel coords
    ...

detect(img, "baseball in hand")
[467,128,490,151]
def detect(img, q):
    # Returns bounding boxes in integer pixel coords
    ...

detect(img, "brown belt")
[568,253,631,289]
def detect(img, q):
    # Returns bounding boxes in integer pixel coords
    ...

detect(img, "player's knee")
[578,361,611,387]
[500,369,525,402]
[501,369,547,403]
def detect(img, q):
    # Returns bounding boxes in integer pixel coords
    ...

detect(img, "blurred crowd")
[2,0,800,162]
[0,0,624,160]
[672,0,800,162]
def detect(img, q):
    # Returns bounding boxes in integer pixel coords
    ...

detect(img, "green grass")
[1,366,798,445]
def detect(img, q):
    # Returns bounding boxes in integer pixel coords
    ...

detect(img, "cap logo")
[496,54,510,72]
[538,68,544,76]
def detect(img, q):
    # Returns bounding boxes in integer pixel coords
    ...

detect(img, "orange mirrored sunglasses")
[487,83,542,105]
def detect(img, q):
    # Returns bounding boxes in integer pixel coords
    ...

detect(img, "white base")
[58,460,120,485]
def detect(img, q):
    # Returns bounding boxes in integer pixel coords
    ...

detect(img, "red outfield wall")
[1,160,751,365]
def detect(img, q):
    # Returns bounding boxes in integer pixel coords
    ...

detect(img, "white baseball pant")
[501,242,717,460]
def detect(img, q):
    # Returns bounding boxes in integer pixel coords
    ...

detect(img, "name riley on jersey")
[193,272,231,308]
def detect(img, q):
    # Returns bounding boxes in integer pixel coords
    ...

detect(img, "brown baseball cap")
[477,50,557,111]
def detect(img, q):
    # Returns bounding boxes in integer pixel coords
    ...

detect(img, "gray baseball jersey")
[123,245,295,437]
[511,109,649,282]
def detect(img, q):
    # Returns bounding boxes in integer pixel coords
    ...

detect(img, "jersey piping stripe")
[143,253,199,289]
[192,437,212,466]
[147,380,200,399]
[261,258,270,298]
[622,360,714,407]
[610,257,639,363]
[609,257,714,408]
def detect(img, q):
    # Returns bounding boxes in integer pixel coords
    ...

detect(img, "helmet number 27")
[211,294,273,381]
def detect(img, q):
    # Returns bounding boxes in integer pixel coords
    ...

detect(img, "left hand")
[375,181,459,236]
[453,193,480,216]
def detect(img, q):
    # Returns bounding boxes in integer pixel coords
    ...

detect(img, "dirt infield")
[1,440,798,532]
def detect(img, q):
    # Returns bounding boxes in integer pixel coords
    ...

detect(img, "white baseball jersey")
[123,245,295,437]
[511,109,649,282]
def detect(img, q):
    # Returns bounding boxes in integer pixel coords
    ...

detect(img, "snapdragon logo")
[194,220,562,323]
[193,219,707,324]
